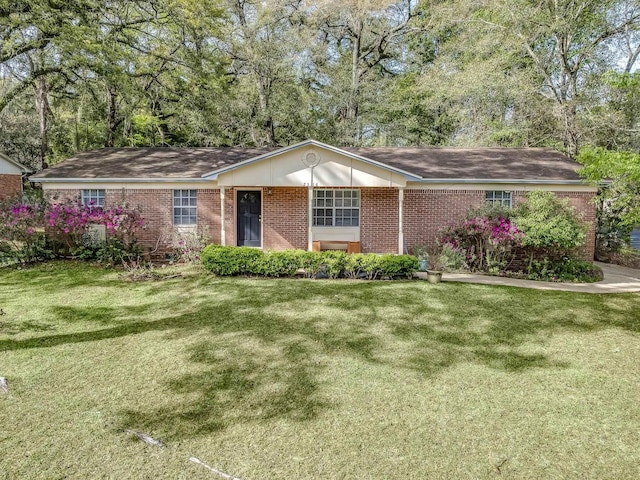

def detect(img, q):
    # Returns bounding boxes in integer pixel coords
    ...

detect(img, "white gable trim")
[0,152,30,173]
[201,139,423,181]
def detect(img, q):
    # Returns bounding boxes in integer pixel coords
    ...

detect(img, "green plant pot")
[426,270,443,284]
[418,259,428,271]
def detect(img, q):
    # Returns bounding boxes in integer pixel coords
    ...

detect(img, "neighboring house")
[29,139,597,259]
[0,152,29,201]
[631,227,640,250]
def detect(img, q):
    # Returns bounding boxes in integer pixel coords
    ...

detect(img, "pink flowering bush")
[0,194,145,265]
[0,196,49,263]
[44,197,144,261]
[438,211,524,272]
[0,198,44,242]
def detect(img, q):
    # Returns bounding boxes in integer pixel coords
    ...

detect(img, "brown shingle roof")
[32,147,277,179]
[343,147,582,181]
[31,145,583,182]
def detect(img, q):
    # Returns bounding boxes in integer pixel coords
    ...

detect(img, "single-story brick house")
[29,139,597,259]
[0,152,29,201]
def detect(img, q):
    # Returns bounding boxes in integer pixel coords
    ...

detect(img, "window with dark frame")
[485,190,512,208]
[81,189,105,209]
[313,189,360,227]
[173,189,197,225]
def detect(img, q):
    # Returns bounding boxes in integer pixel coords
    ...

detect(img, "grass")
[1,261,639,479]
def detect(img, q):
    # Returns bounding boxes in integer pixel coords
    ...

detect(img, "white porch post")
[220,188,226,246]
[308,185,314,251]
[398,187,404,254]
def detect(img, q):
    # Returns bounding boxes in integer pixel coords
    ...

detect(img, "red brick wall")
[196,190,222,245]
[42,186,597,260]
[0,174,22,200]
[45,188,221,258]
[403,189,596,260]
[361,187,399,253]
[403,189,485,250]
[44,189,80,202]
[263,187,308,250]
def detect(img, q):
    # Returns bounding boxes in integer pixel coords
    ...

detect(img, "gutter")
[29,177,212,183]
[411,178,590,185]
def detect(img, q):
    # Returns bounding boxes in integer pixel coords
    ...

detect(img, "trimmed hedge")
[201,244,419,280]
[201,245,263,276]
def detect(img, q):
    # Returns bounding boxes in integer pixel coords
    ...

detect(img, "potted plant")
[410,245,429,271]
[426,247,446,284]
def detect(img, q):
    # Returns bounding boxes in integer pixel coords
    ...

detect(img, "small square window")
[81,189,105,209]
[485,191,512,208]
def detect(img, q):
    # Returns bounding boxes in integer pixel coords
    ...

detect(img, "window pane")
[313,189,359,227]
[82,189,105,208]
[485,191,512,208]
[173,189,197,225]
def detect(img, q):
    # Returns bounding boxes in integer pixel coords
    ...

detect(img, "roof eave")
[29,177,210,183]
[412,178,589,185]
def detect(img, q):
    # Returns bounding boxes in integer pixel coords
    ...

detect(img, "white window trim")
[173,189,198,225]
[81,189,105,209]
[313,189,361,227]
[485,190,512,208]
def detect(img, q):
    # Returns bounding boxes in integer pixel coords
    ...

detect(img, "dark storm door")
[237,190,262,247]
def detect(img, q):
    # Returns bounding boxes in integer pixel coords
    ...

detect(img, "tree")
[309,0,419,145]
[578,147,640,250]
[470,0,640,156]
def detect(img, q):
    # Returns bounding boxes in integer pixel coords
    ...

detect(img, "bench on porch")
[312,240,361,254]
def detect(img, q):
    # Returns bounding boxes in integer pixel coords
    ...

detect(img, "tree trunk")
[35,76,50,170]
[256,76,275,145]
[563,103,579,157]
[105,84,119,147]
[347,18,363,145]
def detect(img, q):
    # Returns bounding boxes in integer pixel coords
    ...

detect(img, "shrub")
[344,253,383,279]
[437,244,468,271]
[253,250,304,277]
[201,246,419,280]
[378,254,419,279]
[201,245,264,276]
[0,196,52,264]
[513,191,588,267]
[525,257,603,283]
[45,198,144,254]
[438,208,523,272]
[167,226,211,264]
[316,251,348,278]
[297,250,348,278]
[95,237,143,267]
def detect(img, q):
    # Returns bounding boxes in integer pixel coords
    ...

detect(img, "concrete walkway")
[421,262,640,294]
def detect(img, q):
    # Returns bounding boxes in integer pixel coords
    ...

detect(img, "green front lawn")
[1,262,639,479]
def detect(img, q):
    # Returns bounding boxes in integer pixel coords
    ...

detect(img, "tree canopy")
[1,0,640,169]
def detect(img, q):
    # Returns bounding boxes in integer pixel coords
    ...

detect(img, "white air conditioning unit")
[83,224,106,246]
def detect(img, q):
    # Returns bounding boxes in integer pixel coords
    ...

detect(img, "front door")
[237,190,262,247]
